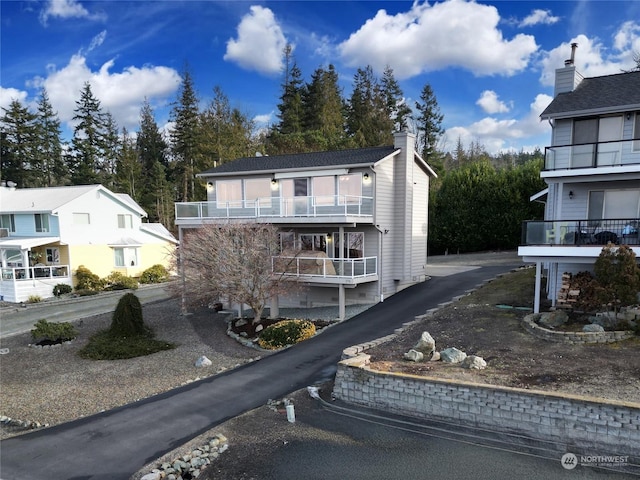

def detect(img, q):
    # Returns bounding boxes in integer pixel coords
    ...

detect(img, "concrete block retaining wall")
[333,354,640,458]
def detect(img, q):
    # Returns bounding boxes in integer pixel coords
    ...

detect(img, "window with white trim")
[244,178,272,207]
[333,232,364,258]
[46,248,60,264]
[338,174,362,204]
[117,214,133,229]
[0,214,15,232]
[113,247,139,267]
[35,214,50,233]
[73,213,90,224]
[633,112,640,152]
[312,176,335,206]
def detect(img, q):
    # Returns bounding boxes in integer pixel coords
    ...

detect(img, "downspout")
[374,224,386,302]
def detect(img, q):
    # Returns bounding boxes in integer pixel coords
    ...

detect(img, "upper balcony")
[175,195,374,226]
[544,138,640,177]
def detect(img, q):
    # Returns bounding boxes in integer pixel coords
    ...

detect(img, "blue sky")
[2,0,640,155]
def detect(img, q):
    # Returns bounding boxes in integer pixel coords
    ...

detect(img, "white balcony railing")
[1,265,70,281]
[544,138,640,171]
[271,255,377,279]
[175,195,373,221]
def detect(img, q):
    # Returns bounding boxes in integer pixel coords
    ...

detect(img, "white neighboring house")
[0,183,178,303]
[175,131,437,319]
[519,46,640,313]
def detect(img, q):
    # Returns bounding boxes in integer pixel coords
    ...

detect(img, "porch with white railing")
[175,195,374,225]
[0,265,72,303]
[271,255,378,285]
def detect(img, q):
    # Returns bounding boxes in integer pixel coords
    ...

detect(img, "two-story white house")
[0,184,178,303]
[175,131,436,319]
[519,47,640,313]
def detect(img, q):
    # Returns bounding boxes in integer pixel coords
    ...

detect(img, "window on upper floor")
[73,213,90,225]
[216,180,242,207]
[117,214,133,229]
[633,112,640,152]
[338,174,362,205]
[244,178,272,207]
[0,214,15,232]
[589,189,640,220]
[333,232,364,258]
[312,176,335,206]
[35,214,50,233]
[572,116,623,167]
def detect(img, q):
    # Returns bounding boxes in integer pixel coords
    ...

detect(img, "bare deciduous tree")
[171,223,301,323]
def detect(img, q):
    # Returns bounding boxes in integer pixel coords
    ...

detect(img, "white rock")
[140,473,161,480]
[583,324,605,332]
[413,332,435,355]
[255,324,263,333]
[195,356,212,367]
[430,351,441,362]
[462,355,487,370]
[403,349,424,362]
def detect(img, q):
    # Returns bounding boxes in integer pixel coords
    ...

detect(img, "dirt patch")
[366,267,640,403]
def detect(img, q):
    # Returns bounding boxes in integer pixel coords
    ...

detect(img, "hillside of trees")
[1,47,546,250]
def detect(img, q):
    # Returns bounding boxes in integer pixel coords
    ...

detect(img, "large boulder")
[537,310,569,328]
[412,332,436,357]
[403,349,424,362]
[440,347,467,364]
[195,355,212,367]
[462,355,487,370]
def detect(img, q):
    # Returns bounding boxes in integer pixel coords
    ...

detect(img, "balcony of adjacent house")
[271,254,378,285]
[175,194,374,226]
[519,218,640,259]
[543,138,640,177]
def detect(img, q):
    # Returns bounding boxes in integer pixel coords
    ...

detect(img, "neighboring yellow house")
[0,183,178,303]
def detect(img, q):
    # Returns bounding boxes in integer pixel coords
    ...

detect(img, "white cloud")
[0,87,28,112]
[32,54,181,132]
[224,6,287,75]
[338,0,538,79]
[39,0,106,26]
[444,92,552,154]
[476,90,510,114]
[519,9,560,28]
[87,30,107,53]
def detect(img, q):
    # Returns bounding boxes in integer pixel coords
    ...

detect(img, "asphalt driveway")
[0,260,522,480]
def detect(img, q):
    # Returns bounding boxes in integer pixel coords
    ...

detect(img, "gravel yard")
[0,300,261,440]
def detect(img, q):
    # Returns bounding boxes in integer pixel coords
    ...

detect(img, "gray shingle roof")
[197,145,398,176]
[541,71,640,119]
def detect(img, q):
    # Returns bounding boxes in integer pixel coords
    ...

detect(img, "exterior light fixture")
[206,182,214,192]
[271,179,278,190]
[569,190,574,199]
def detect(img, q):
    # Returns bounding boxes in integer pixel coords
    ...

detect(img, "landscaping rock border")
[522,314,635,344]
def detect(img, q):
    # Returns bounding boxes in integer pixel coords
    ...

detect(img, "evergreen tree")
[114,127,142,199]
[302,64,345,143]
[381,65,411,132]
[136,100,170,224]
[169,68,201,202]
[415,83,444,163]
[69,82,107,185]
[276,44,305,135]
[346,66,392,147]
[100,112,120,188]
[0,99,38,187]
[34,88,66,186]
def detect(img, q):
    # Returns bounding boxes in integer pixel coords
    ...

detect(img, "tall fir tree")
[34,88,66,186]
[381,66,412,132]
[169,67,201,202]
[114,127,141,200]
[346,66,393,147]
[415,83,444,170]
[276,44,305,135]
[69,82,106,185]
[100,112,120,188]
[0,99,38,187]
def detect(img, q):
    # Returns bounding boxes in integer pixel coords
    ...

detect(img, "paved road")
[0,284,171,338]
[1,263,521,480]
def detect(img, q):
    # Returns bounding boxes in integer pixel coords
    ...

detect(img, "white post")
[339,284,345,320]
[270,295,279,319]
[534,261,542,313]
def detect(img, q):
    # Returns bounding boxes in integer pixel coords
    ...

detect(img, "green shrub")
[104,271,139,291]
[257,319,316,350]
[27,295,42,303]
[53,284,73,297]
[31,319,78,342]
[78,293,175,359]
[139,264,169,284]
[75,289,99,297]
[75,265,104,291]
